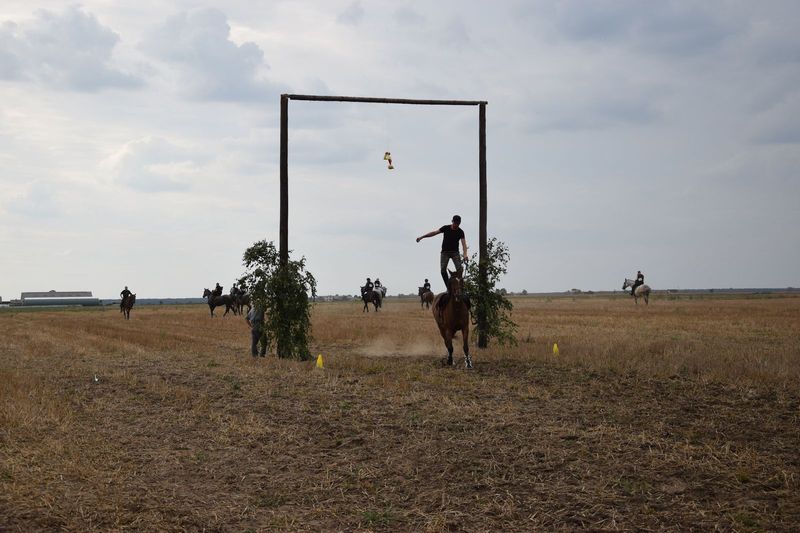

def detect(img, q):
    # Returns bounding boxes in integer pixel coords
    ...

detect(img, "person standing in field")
[416,215,469,288]
[246,305,267,357]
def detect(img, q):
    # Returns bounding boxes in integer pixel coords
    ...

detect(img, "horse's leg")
[443,330,455,366]
[209,304,214,317]
[462,324,472,369]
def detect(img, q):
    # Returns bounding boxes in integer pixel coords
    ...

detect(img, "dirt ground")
[1,295,799,531]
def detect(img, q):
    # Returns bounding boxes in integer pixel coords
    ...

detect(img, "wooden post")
[280,94,289,266]
[478,102,488,348]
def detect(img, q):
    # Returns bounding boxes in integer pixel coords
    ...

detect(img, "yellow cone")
[552,343,559,355]
[316,354,324,369]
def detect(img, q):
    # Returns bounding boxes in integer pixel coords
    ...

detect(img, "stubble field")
[1,294,799,531]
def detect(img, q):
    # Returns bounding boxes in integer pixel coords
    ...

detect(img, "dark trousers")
[631,281,642,295]
[251,326,266,357]
[440,251,463,287]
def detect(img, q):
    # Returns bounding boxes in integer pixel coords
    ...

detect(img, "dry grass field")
[1,294,799,531]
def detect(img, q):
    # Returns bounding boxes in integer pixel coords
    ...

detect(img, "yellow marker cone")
[316,354,324,369]
[552,343,559,355]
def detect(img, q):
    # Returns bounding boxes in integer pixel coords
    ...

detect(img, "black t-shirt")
[439,225,465,252]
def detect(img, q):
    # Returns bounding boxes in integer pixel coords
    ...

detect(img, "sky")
[1,1,798,299]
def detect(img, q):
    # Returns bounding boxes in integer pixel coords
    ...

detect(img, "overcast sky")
[1,1,798,299]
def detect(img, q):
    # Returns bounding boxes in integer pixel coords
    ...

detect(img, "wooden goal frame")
[279,94,489,346]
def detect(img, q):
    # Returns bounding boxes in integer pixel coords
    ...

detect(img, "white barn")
[20,290,100,307]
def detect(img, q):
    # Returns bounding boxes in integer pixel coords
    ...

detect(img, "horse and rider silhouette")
[622,271,651,305]
[360,285,382,312]
[202,288,236,317]
[418,286,434,309]
[120,293,136,320]
[432,269,472,368]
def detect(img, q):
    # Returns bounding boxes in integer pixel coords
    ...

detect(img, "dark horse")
[432,270,472,368]
[361,285,381,312]
[202,288,235,317]
[234,292,252,316]
[120,293,136,320]
[418,286,434,309]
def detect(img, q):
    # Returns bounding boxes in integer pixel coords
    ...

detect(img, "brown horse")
[432,270,472,368]
[361,286,381,312]
[121,293,136,320]
[202,288,235,317]
[418,286,434,309]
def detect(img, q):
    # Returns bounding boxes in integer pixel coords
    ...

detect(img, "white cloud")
[525,0,739,57]
[139,8,281,101]
[102,137,202,192]
[337,1,365,26]
[0,6,140,91]
[751,92,800,145]
[5,181,63,218]
[394,6,425,27]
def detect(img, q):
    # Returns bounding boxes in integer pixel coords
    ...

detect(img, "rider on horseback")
[363,277,373,295]
[416,215,470,309]
[213,282,223,297]
[120,286,132,309]
[631,270,644,296]
[423,279,431,292]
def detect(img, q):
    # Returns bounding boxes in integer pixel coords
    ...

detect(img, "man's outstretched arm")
[461,237,468,262]
[416,229,441,243]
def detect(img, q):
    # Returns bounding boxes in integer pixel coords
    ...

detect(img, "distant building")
[18,290,100,307]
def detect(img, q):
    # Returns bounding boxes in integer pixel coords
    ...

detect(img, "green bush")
[238,240,316,360]
[463,237,517,347]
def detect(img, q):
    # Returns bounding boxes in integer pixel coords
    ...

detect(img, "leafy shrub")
[463,237,518,347]
[238,240,316,360]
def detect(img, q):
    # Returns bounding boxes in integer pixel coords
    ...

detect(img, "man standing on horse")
[120,286,132,310]
[416,215,468,288]
[631,270,644,296]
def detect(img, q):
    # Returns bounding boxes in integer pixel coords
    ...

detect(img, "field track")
[2,295,799,531]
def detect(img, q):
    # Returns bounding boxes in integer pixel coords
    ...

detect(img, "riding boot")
[440,271,449,288]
